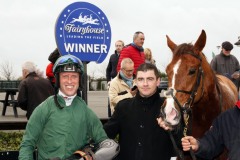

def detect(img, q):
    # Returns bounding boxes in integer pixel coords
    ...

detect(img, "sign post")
[55,2,111,103]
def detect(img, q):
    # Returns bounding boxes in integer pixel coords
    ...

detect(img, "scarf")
[120,71,133,88]
[131,43,144,52]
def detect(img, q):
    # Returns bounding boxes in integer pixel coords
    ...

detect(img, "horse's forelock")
[174,43,194,56]
[174,43,208,64]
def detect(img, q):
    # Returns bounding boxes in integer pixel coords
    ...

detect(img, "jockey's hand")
[181,136,199,152]
[156,117,173,131]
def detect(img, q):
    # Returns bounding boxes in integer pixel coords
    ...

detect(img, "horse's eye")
[188,68,196,75]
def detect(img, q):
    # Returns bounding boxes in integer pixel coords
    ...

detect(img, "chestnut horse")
[161,30,238,159]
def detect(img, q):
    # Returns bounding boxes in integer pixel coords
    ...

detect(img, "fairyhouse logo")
[55,2,111,63]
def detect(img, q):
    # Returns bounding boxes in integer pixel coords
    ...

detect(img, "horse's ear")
[194,30,206,52]
[166,35,177,52]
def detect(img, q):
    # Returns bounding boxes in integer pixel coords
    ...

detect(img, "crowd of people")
[1,30,238,159]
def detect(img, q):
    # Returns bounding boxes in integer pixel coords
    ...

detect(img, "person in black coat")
[104,63,179,160]
[106,40,124,83]
[181,104,240,159]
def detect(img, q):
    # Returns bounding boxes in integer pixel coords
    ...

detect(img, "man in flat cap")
[210,41,240,87]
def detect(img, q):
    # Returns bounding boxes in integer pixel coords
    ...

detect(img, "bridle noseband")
[161,51,204,160]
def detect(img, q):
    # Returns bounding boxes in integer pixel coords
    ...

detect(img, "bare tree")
[0,61,15,80]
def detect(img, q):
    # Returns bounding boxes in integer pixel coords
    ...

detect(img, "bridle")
[174,51,204,114]
[161,51,204,160]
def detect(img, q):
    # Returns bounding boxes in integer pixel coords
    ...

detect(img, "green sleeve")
[18,101,48,160]
[87,108,108,144]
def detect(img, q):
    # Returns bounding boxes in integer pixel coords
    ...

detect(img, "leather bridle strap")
[168,130,185,160]
[168,90,197,160]
[168,51,202,160]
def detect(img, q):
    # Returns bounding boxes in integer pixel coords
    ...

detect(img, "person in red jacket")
[46,48,61,87]
[117,31,145,74]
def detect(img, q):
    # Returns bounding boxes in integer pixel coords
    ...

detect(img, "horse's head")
[161,30,206,128]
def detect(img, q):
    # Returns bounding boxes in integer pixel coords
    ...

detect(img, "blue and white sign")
[55,2,111,63]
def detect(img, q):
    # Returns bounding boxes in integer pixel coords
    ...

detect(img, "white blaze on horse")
[160,30,238,160]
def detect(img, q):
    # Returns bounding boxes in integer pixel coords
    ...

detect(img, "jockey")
[19,55,119,160]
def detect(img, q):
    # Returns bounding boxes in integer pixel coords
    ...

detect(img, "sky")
[1,0,240,79]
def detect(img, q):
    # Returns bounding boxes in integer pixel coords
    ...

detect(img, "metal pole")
[82,62,88,104]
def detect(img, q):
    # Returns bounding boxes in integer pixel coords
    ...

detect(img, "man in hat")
[210,41,240,87]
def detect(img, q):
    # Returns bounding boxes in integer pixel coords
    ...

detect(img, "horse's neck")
[191,86,221,137]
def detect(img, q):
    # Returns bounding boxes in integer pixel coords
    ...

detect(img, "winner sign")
[55,2,111,63]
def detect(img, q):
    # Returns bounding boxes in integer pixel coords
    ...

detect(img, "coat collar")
[26,72,37,78]
[135,89,159,105]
